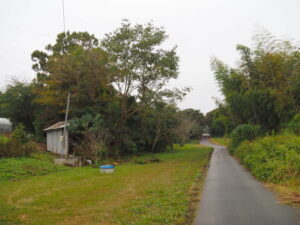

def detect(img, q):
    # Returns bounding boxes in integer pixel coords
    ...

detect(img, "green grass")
[209,137,230,146]
[0,143,212,225]
[0,153,70,181]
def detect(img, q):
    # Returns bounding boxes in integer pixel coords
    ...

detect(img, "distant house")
[44,121,69,156]
[0,118,12,133]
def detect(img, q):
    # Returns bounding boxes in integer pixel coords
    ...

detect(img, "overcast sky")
[0,0,300,113]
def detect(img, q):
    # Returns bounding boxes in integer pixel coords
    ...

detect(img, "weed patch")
[0,154,69,181]
[233,135,300,184]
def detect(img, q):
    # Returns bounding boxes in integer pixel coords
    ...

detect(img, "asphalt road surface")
[194,138,300,225]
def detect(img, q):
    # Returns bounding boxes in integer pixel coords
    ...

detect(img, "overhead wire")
[0,0,68,82]
[62,0,66,33]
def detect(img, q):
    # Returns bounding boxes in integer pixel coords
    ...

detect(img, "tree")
[25,21,187,159]
[101,20,179,125]
[211,29,300,132]
[99,20,183,154]
[203,103,235,137]
[0,81,39,134]
[178,109,204,139]
[31,32,113,125]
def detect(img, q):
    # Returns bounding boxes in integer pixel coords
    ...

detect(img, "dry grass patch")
[264,181,300,207]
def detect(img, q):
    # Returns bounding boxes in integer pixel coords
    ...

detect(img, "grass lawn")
[0,143,212,225]
[209,137,230,147]
[0,153,70,181]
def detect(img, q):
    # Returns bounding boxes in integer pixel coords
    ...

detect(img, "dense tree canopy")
[210,30,300,133]
[0,82,39,133]
[0,20,203,161]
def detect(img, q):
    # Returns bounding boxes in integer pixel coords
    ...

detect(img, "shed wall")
[46,129,69,155]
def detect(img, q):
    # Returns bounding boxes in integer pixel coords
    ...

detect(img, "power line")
[62,0,66,33]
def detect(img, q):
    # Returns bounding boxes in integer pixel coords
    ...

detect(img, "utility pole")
[61,92,70,158]
[59,0,68,158]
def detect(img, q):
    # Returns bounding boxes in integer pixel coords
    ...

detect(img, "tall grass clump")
[233,135,300,183]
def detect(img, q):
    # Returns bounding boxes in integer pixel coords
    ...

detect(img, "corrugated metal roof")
[44,121,69,131]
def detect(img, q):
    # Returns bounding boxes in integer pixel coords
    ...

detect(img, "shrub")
[73,129,110,164]
[287,113,300,135]
[234,135,300,183]
[230,124,261,149]
[0,124,36,158]
[11,124,29,144]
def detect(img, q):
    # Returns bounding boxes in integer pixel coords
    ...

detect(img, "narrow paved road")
[194,138,300,225]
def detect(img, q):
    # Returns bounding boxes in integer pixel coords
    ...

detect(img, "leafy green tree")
[203,102,235,137]
[211,29,300,132]
[100,20,183,154]
[101,20,179,125]
[230,124,261,149]
[178,109,204,139]
[25,21,186,159]
[0,81,38,134]
[31,32,113,125]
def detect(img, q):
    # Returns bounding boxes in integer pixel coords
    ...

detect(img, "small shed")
[0,118,12,133]
[44,121,69,156]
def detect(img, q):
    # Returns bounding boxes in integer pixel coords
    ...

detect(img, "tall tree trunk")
[151,119,161,153]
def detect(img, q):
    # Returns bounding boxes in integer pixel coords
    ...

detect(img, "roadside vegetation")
[204,29,300,206]
[0,143,212,225]
[233,134,300,184]
[210,131,300,205]
[231,132,300,205]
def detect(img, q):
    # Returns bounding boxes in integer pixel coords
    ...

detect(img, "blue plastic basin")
[100,165,115,169]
